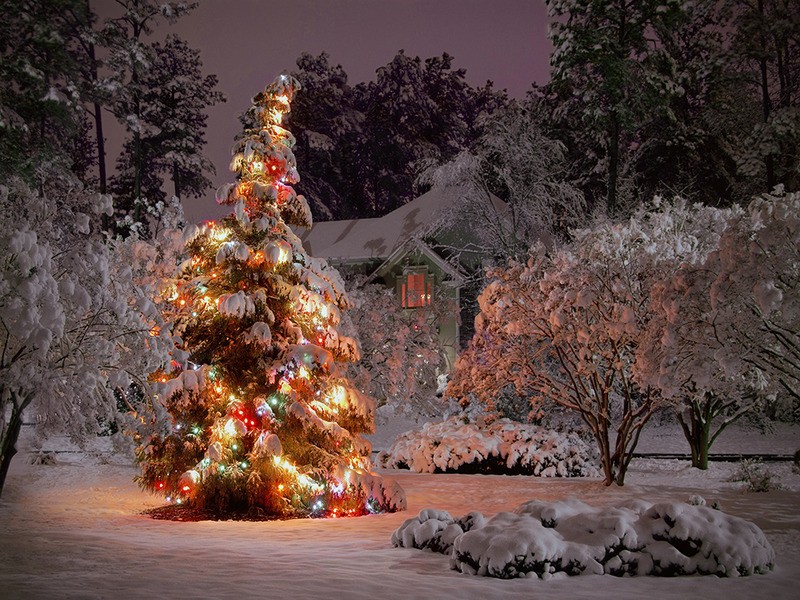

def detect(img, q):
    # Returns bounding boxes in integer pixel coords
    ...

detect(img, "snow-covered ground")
[1,422,798,599]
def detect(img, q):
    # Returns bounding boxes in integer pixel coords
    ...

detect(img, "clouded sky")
[97,0,553,222]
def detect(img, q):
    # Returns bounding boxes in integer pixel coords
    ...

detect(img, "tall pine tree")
[547,0,684,214]
[101,0,198,234]
[111,35,224,231]
[136,75,406,518]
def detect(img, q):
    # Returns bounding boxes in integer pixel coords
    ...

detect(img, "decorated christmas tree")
[136,75,406,518]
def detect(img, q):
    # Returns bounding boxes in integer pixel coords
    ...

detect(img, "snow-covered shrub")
[705,189,800,413]
[729,459,781,493]
[635,190,800,469]
[448,198,750,482]
[378,416,598,476]
[390,509,486,555]
[393,498,775,579]
[343,280,451,418]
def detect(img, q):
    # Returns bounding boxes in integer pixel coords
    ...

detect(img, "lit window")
[398,268,434,308]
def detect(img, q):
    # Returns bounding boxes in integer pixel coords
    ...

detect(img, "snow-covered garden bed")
[393,498,774,578]
[378,416,598,477]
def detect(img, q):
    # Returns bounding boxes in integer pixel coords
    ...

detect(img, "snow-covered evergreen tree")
[99,0,202,235]
[730,0,800,192]
[0,0,90,181]
[546,0,686,214]
[135,75,406,517]
[288,51,357,220]
[112,35,224,222]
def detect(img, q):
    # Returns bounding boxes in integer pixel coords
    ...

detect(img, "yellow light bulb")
[328,385,347,406]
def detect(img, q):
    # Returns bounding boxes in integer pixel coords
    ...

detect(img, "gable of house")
[299,186,506,369]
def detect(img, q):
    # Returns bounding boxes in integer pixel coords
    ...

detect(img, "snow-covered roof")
[299,186,493,261]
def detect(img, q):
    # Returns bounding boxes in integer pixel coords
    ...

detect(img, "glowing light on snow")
[223,418,238,438]
[212,228,230,242]
[327,385,347,407]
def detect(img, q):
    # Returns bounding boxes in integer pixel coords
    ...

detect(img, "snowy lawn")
[1,441,799,600]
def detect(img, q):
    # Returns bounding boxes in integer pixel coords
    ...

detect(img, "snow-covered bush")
[0,171,174,495]
[729,459,781,493]
[448,198,732,485]
[390,509,486,555]
[343,280,450,418]
[706,188,800,413]
[378,416,598,476]
[393,498,775,579]
[635,189,800,467]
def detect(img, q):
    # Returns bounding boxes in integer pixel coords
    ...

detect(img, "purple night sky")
[96,0,553,223]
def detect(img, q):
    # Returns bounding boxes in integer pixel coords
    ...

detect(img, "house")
[299,186,506,370]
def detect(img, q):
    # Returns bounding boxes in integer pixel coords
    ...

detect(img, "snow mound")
[392,498,775,579]
[379,416,598,477]
[391,509,486,554]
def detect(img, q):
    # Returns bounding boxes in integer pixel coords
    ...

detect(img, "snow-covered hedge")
[392,498,775,579]
[378,416,598,477]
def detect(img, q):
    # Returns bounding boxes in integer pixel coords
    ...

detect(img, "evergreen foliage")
[135,76,406,518]
[111,35,224,234]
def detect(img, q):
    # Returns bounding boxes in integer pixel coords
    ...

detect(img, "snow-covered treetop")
[215,75,312,229]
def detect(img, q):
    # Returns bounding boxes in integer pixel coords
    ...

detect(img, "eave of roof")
[298,186,468,260]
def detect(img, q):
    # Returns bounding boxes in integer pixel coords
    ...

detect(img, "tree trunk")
[93,99,107,194]
[132,19,144,225]
[607,114,620,215]
[0,396,25,499]
[593,417,615,486]
[172,162,181,200]
[84,13,107,196]
[677,396,713,470]
[757,0,776,190]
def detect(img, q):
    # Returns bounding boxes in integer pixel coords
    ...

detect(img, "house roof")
[299,186,487,261]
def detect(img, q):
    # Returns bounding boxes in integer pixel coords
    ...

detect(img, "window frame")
[397,266,434,308]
